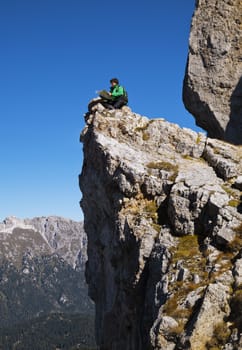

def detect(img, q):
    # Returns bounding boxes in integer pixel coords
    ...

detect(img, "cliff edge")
[80,104,242,349]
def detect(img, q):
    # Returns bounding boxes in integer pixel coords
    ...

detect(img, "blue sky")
[0,0,200,222]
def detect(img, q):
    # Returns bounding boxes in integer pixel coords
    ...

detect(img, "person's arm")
[111,85,124,97]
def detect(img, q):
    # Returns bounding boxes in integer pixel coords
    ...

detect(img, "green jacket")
[110,85,128,101]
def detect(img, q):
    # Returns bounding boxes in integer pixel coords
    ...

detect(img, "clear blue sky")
[0,0,200,222]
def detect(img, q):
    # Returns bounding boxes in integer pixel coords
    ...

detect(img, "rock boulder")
[183,0,242,145]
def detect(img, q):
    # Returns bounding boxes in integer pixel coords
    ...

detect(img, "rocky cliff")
[183,0,242,145]
[80,104,242,350]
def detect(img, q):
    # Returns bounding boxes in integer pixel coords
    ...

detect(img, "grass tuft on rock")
[206,321,231,349]
[146,161,179,181]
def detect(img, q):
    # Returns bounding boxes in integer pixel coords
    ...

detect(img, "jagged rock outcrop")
[183,0,242,145]
[80,104,242,350]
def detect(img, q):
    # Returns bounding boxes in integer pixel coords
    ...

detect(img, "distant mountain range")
[0,216,96,350]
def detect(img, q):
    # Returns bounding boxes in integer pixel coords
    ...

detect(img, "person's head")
[110,78,119,86]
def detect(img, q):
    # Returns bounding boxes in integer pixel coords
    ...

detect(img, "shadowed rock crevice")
[226,76,242,144]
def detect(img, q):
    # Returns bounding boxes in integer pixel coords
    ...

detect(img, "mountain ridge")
[0,215,86,268]
[0,215,96,349]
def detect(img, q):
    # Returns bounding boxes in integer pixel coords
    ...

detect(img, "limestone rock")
[183,0,242,144]
[187,283,231,350]
[233,258,242,287]
[80,106,242,349]
[234,175,242,190]
[203,138,242,180]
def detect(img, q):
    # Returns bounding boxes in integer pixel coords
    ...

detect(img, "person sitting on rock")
[88,78,128,112]
[108,78,128,109]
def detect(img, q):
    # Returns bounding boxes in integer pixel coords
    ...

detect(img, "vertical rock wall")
[183,0,242,144]
[80,105,242,349]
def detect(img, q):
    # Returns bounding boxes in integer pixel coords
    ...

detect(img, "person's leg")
[112,96,127,109]
[101,101,115,109]
[88,98,116,111]
[85,98,113,122]
[88,98,103,111]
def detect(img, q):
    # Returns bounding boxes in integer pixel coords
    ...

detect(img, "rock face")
[80,104,242,350]
[183,0,242,145]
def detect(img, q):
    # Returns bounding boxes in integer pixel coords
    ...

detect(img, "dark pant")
[88,96,127,112]
[88,98,112,111]
[112,96,128,109]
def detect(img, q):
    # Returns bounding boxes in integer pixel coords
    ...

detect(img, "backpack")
[123,87,128,103]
